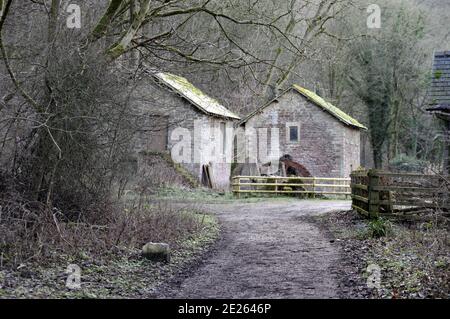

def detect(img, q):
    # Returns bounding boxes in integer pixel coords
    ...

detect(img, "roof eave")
[239,86,368,130]
[292,85,367,131]
[348,123,368,130]
[150,71,240,120]
[178,94,240,120]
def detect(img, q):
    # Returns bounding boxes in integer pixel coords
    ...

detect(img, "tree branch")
[107,0,152,59]
[88,0,125,43]
[0,0,43,113]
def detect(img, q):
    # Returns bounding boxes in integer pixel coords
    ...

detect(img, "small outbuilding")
[238,85,367,178]
[131,70,240,190]
[426,50,450,173]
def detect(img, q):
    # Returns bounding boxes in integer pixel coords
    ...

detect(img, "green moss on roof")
[293,85,367,130]
[155,72,240,120]
[164,73,206,97]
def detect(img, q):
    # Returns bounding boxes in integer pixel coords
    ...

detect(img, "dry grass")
[318,210,450,298]
[0,183,204,269]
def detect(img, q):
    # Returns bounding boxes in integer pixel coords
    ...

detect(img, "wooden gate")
[232,176,351,197]
[350,169,449,218]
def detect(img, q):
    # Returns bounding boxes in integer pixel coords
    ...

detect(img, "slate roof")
[429,51,450,107]
[239,85,367,130]
[426,104,450,115]
[151,71,240,120]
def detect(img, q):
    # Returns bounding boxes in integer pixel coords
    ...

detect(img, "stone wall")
[130,77,235,190]
[360,131,374,169]
[244,90,361,178]
[343,125,361,177]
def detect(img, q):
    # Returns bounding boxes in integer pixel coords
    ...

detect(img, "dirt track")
[154,200,351,299]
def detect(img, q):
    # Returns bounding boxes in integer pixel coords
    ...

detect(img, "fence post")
[233,176,239,198]
[237,177,241,199]
[275,178,278,196]
[368,169,380,218]
[312,177,316,199]
[350,172,353,201]
[350,172,354,203]
[345,178,348,200]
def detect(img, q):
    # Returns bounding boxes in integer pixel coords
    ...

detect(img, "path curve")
[154,200,351,299]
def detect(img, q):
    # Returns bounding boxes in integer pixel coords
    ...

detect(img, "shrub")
[0,171,204,268]
[389,154,427,173]
[368,217,392,238]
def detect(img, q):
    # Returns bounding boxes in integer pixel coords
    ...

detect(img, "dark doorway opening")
[201,165,213,188]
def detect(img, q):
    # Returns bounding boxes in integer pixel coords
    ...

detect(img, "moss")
[434,70,443,79]
[293,85,367,130]
[107,43,125,59]
[164,73,207,98]
[157,72,240,119]
[90,0,123,40]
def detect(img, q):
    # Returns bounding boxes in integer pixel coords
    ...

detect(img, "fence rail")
[350,169,449,218]
[232,176,351,197]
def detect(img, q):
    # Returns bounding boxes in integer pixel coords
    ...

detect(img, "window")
[289,126,298,142]
[286,122,300,143]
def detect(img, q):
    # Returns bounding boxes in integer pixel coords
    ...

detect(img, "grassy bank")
[0,212,219,299]
[316,211,449,299]
[152,186,344,204]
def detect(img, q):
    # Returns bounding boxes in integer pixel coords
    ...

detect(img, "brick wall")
[131,78,235,190]
[244,90,361,178]
[343,125,361,177]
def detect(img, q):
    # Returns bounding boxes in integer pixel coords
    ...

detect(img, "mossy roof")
[154,72,240,120]
[239,85,367,130]
[292,85,367,129]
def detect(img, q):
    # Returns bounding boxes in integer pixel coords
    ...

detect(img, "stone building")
[238,85,367,178]
[426,50,450,173]
[132,70,240,190]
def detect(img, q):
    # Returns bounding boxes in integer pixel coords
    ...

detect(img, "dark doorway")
[201,165,213,188]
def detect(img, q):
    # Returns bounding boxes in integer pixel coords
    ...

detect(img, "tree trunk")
[107,0,152,59]
[373,146,383,169]
[89,0,125,42]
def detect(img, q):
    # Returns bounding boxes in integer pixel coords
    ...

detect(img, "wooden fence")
[232,176,351,197]
[350,169,449,218]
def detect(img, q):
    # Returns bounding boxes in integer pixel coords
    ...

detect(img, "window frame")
[286,122,300,143]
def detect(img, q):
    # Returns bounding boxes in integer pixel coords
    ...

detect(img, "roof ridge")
[238,86,367,129]
[147,70,240,120]
[292,85,367,130]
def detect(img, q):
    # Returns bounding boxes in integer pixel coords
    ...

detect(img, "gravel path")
[154,200,351,299]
